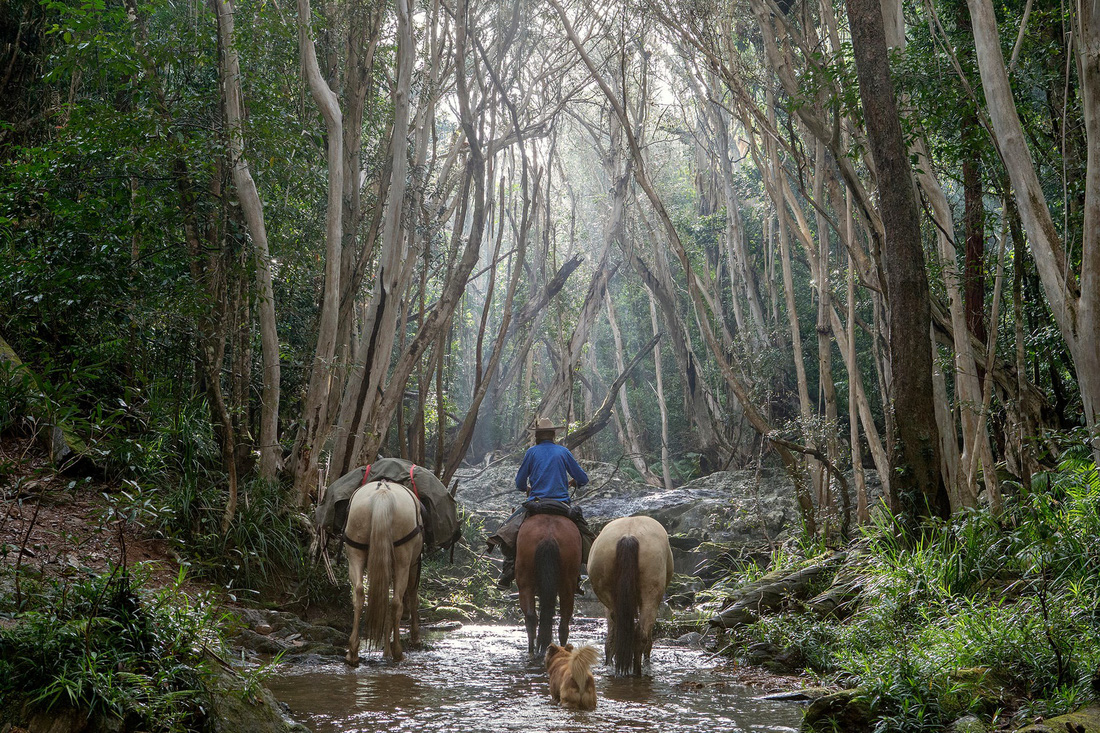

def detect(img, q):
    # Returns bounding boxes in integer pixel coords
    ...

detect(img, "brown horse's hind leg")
[558,581,574,647]
[518,584,538,656]
[346,549,366,667]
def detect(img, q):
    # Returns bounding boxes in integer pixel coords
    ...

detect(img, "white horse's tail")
[364,486,395,648]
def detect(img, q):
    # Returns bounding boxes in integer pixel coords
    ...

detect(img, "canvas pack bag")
[315,457,460,553]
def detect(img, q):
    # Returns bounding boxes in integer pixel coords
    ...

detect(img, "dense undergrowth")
[722,452,1100,731]
[0,566,229,732]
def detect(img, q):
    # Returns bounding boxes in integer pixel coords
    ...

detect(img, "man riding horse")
[488,417,596,591]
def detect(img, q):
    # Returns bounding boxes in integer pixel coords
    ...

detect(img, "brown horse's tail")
[535,538,560,610]
[364,486,395,648]
[612,535,640,675]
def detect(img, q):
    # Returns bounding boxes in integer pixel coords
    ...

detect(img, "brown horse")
[343,480,423,664]
[587,515,673,675]
[515,513,581,658]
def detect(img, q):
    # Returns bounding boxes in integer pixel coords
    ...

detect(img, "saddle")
[522,497,574,518]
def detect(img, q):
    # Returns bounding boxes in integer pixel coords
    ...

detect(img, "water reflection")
[265,620,802,733]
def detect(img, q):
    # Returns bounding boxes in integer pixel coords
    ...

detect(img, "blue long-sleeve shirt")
[515,440,589,502]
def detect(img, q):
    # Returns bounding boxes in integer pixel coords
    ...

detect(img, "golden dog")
[545,643,598,710]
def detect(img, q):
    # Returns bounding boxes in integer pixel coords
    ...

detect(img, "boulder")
[455,461,877,578]
[949,715,990,733]
[208,668,309,733]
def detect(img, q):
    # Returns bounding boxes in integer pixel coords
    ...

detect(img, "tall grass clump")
[744,453,1100,730]
[0,566,220,732]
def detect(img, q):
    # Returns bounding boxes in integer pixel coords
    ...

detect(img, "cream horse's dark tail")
[612,535,640,675]
[364,486,396,648]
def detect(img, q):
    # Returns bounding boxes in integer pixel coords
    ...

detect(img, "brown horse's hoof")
[344,655,360,668]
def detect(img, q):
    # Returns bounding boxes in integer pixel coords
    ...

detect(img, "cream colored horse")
[343,480,423,664]
[587,515,673,675]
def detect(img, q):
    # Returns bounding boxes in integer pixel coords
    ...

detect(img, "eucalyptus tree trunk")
[846,0,949,523]
[327,0,417,478]
[442,159,536,483]
[965,0,1100,462]
[289,0,344,505]
[214,0,281,481]
[648,288,674,490]
[535,108,629,421]
[605,289,659,484]
[813,141,840,521]
[356,0,490,464]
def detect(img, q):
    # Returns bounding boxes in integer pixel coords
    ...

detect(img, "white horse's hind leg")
[388,541,420,661]
[346,548,367,666]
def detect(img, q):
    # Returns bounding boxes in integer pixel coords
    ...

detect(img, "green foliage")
[0,566,219,732]
[735,456,1100,730]
[419,511,508,620]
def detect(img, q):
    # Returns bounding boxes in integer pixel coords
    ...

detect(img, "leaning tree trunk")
[965,0,1100,462]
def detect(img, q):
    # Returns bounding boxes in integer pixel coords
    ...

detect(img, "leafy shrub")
[0,567,220,732]
[732,455,1100,730]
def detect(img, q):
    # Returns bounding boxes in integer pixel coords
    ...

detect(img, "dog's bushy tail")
[570,645,599,689]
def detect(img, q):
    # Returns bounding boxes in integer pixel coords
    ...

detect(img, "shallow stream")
[265,618,803,733]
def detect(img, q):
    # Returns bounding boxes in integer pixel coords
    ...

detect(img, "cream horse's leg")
[345,546,367,666]
[404,556,422,647]
[638,594,659,665]
[388,537,422,661]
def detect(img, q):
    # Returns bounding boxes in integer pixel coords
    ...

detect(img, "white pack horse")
[342,479,422,664]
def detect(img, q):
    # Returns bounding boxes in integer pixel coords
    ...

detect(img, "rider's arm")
[564,450,589,488]
[515,450,533,494]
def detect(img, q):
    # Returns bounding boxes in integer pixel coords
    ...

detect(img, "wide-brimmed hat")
[529,417,565,434]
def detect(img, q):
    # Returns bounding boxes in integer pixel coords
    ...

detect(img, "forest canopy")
[1,0,1096,535]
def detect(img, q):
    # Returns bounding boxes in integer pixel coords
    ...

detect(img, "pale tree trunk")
[606,289,659,484]
[214,0,281,481]
[813,140,840,522]
[912,140,990,509]
[648,288,674,490]
[441,158,536,483]
[356,0,491,464]
[627,221,728,466]
[713,101,769,347]
[290,0,344,505]
[965,0,1100,460]
[847,222,869,522]
[329,0,417,477]
[535,144,626,419]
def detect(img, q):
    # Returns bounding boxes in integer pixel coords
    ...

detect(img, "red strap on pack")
[409,465,420,499]
[359,464,372,488]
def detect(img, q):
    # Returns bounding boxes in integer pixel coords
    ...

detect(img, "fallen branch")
[562,332,662,450]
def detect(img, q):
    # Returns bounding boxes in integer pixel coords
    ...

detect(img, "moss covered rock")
[800,689,873,733]
[1015,705,1100,732]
